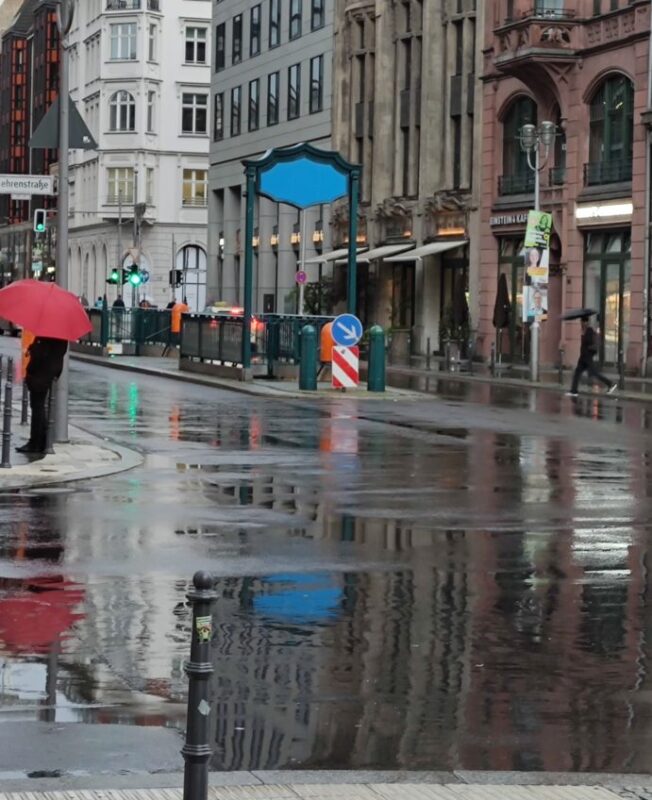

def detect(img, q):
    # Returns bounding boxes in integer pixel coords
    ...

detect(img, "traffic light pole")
[54,0,74,444]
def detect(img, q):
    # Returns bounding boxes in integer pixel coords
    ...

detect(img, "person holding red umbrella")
[16,337,68,454]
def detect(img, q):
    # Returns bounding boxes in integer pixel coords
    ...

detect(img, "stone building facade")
[330,0,483,355]
[480,0,652,372]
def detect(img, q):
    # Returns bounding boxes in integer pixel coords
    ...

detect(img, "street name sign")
[332,313,363,347]
[0,175,54,196]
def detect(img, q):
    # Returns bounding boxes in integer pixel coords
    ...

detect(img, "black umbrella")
[492,274,511,329]
[560,307,597,321]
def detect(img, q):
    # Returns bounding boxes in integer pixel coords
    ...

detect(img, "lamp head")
[539,120,557,147]
[519,123,537,151]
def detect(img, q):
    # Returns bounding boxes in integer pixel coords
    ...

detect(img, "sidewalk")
[1,770,650,799]
[0,423,143,490]
[70,349,652,405]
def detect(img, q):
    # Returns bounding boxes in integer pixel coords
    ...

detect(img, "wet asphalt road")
[3,338,652,776]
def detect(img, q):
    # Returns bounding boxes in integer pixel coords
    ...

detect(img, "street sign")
[332,313,363,347]
[295,270,307,284]
[0,175,54,196]
[11,194,30,201]
[332,345,359,389]
[140,269,150,284]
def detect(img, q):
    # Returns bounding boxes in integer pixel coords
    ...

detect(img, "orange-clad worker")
[21,330,35,379]
[170,298,190,345]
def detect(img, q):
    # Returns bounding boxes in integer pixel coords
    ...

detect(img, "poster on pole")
[522,210,552,323]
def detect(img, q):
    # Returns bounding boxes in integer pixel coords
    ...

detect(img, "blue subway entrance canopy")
[247,142,354,209]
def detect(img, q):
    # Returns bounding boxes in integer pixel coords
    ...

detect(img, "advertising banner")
[522,210,552,323]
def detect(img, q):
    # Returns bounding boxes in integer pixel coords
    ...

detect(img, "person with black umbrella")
[567,314,616,397]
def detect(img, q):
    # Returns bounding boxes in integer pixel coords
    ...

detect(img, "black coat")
[580,326,598,362]
[26,337,68,392]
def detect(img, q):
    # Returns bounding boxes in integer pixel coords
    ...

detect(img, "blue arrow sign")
[332,313,363,347]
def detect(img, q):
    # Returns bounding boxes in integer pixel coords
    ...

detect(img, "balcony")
[105,193,134,206]
[182,197,207,208]
[583,159,632,187]
[106,0,159,9]
[498,173,535,196]
[494,4,578,76]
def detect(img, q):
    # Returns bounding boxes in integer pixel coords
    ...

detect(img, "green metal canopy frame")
[240,143,362,372]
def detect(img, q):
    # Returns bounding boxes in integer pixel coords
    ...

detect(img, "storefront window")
[587,76,633,185]
[583,231,630,367]
[498,237,527,361]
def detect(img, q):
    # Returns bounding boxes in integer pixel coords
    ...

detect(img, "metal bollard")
[426,336,431,371]
[490,341,496,375]
[182,571,217,800]
[445,341,452,372]
[20,382,28,425]
[0,357,13,468]
[367,325,386,392]
[45,383,56,456]
[299,324,317,391]
[558,347,565,385]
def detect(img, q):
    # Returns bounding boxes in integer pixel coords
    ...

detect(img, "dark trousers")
[28,387,49,451]
[571,358,612,394]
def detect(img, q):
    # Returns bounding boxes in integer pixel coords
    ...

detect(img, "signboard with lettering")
[0,175,54,196]
[489,213,528,227]
[522,210,553,324]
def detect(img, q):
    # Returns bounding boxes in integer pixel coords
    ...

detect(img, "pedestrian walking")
[94,296,103,309]
[567,316,616,397]
[170,298,189,344]
[16,337,68,454]
[112,294,125,309]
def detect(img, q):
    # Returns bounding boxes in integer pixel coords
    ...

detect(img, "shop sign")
[490,213,528,227]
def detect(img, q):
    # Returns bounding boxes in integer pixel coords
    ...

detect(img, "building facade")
[330,0,482,355]
[480,0,651,372]
[207,0,333,314]
[65,0,211,309]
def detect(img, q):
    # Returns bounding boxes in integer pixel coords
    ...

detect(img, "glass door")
[498,237,527,362]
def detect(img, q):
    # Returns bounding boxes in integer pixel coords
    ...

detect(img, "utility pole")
[118,189,123,301]
[54,0,74,443]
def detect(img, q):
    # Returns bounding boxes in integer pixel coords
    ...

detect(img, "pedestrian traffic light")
[122,269,130,285]
[128,265,142,286]
[33,209,46,233]
[169,269,183,287]
[107,268,121,285]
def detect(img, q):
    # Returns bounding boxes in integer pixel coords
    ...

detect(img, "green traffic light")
[111,269,120,282]
[36,224,45,232]
[129,272,142,286]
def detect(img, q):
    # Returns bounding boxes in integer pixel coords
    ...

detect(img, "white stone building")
[66,0,211,309]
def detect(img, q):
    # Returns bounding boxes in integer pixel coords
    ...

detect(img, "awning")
[385,239,468,262]
[304,247,368,265]
[334,243,414,264]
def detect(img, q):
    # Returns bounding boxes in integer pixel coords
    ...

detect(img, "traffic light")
[33,209,46,233]
[128,265,142,286]
[169,269,183,287]
[107,268,121,285]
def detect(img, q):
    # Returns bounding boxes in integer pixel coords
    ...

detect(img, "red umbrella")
[0,279,92,340]
[0,577,85,654]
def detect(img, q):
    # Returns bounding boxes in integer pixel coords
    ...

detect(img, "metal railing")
[182,197,208,208]
[106,0,141,8]
[105,193,135,206]
[498,172,535,195]
[583,159,632,186]
[180,314,248,365]
[81,308,172,350]
[264,314,334,364]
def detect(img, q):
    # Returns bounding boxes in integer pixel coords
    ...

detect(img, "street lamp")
[519,120,556,382]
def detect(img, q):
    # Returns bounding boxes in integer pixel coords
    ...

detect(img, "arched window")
[501,96,537,195]
[587,75,633,185]
[109,90,136,132]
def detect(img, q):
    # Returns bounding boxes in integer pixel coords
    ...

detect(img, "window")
[214,92,224,140]
[267,71,279,125]
[107,167,134,204]
[231,85,241,136]
[311,0,324,30]
[309,55,323,113]
[232,15,242,64]
[148,23,157,61]
[587,75,634,185]
[182,169,208,207]
[215,22,225,71]
[109,90,136,131]
[269,0,280,47]
[110,23,137,60]
[146,167,154,205]
[290,0,302,39]
[181,93,208,134]
[250,5,261,56]
[147,90,155,132]
[185,27,207,63]
[248,79,260,131]
[500,95,537,194]
[288,63,301,119]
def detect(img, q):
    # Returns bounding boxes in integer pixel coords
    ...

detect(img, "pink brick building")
[479,0,651,373]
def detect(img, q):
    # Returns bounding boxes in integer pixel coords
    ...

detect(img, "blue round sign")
[332,313,363,347]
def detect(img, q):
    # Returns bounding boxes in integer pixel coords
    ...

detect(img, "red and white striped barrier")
[332,345,359,389]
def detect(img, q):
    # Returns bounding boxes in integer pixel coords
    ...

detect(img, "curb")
[0,424,143,491]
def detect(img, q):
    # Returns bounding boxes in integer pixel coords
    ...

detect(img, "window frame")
[269,0,281,47]
[311,0,324,31]
[288,62,301,120]
[107,167,134,205]
[215,22,226,72]
[185,26,207,64]
[181,92,208,135]
[248,78,260,131]
[230,85,242,136]
[109,89,136,132]
[214,91,224,141]
[182,168,208,208]
[289,0,302,40]
[148,23,157,61]
[232,14,242,64]
[309,54,323,114]
[250,5,261,57]
[267,71,279,126]
[110,22,137,61]
[147,89,156,133]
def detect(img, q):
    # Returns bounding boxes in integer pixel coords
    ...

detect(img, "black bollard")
[20,382,28,425]
[45,383,56,456]
[0,357,13,468]
[182,571,217,800]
